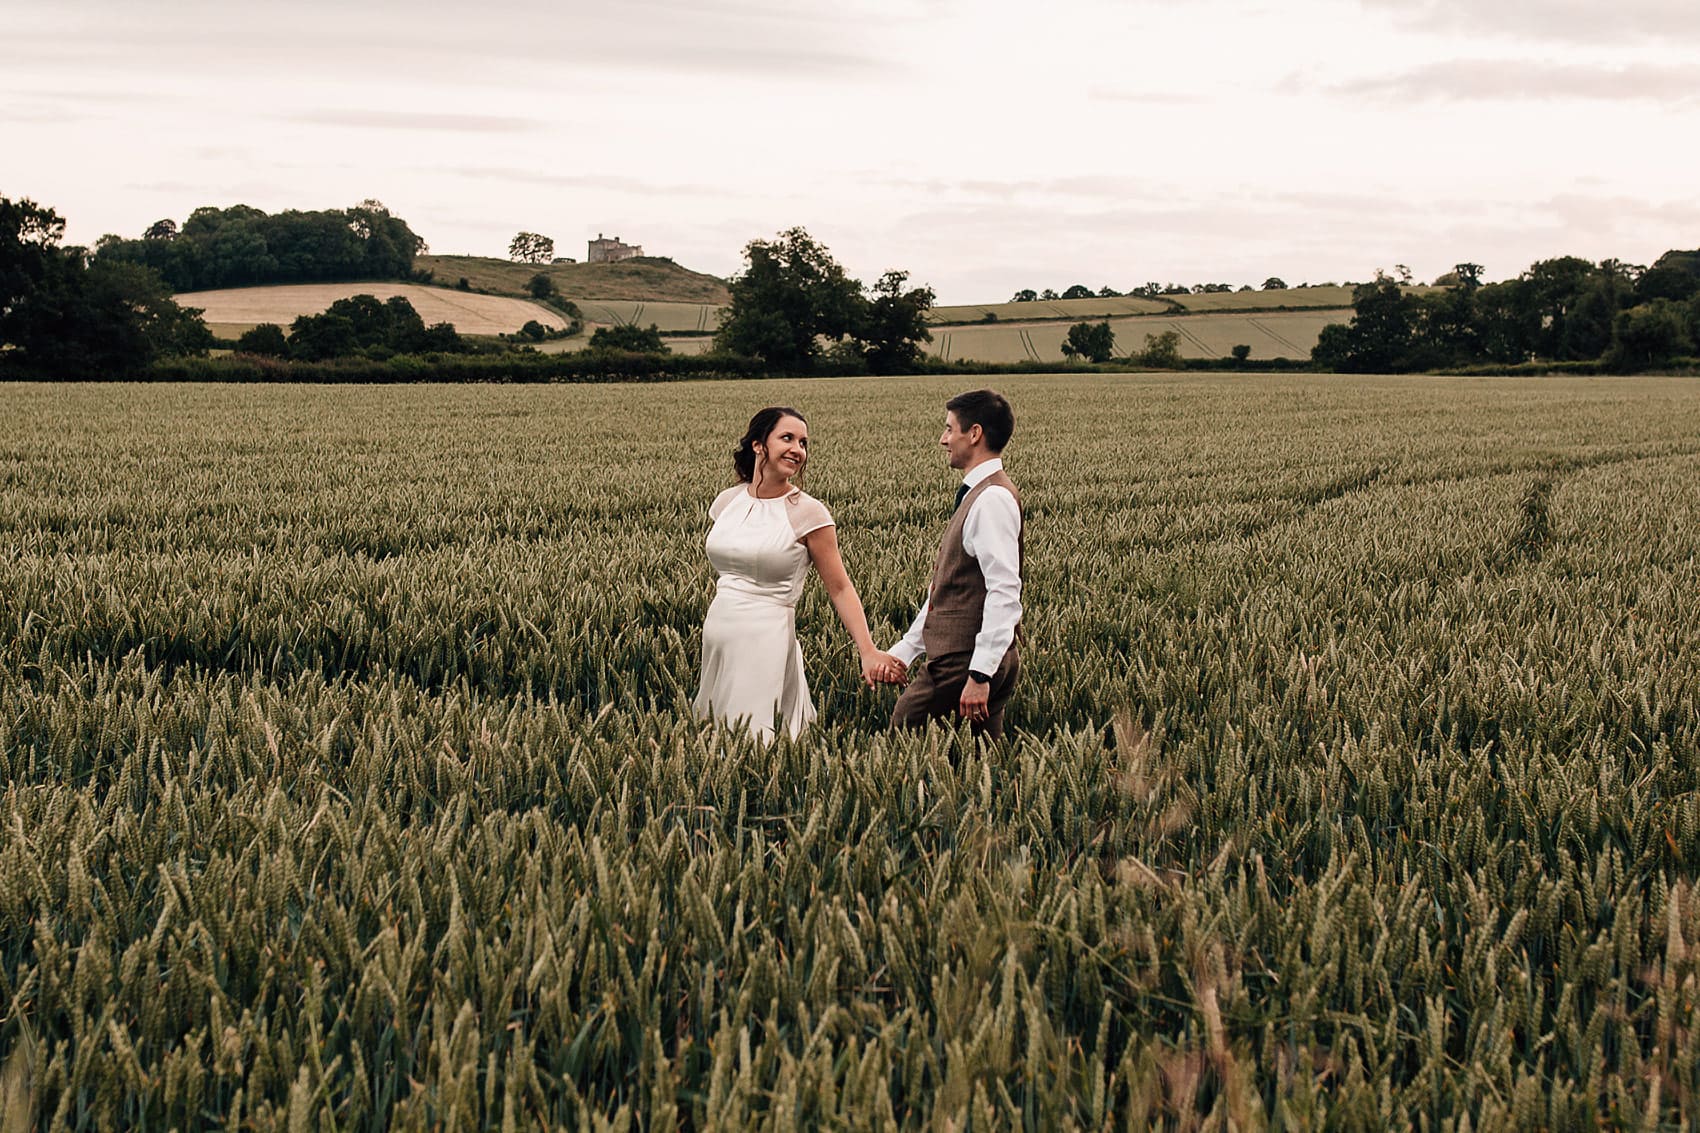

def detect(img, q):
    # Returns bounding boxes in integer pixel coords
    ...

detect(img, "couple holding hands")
[694,389,1022,743]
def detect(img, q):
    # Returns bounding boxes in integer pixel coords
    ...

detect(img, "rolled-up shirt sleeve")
[889,600,929,666]
[961,486,1022,674]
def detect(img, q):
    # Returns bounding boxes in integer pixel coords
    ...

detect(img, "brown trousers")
[890,647,1020,741]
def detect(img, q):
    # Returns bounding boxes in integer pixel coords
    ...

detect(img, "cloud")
[435,166,723,197]
[1358,0,1700,44]
[287,110,540,133]
[1328,59,1700,105]
[1089,86,1210,106]
[3,0,903,83]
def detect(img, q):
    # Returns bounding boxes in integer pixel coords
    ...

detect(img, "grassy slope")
[417,254,730,304]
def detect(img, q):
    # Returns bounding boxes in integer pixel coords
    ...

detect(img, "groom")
[883,389,1023,740]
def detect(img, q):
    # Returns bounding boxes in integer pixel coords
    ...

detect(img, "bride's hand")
[861,651,908,687]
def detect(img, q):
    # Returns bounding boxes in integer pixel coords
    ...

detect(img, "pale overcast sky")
[4,0,1697,302]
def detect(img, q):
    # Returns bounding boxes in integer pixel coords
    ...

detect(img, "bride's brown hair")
[734,406,806,483]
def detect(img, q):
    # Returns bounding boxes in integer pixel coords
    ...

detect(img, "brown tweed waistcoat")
[921,469,1023,659]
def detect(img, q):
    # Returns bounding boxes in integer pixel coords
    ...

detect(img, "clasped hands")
[861,650,909,687]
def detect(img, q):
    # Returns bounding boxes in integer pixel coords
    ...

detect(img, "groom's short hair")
[946,389,1014,453]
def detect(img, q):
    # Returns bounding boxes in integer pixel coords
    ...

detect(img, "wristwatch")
[967,670,992,685]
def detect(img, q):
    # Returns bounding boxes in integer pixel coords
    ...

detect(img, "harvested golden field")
[5,376,1700,1127]
[574,299,722,333]
[927,310,1345,362]
[657,335,713,355]
[1165,285,1359,311]
[930,287,1378,324]
[930,295,1172,324]
[177,282,568,338]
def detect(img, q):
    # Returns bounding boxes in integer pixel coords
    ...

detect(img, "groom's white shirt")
[889,457,1022,675]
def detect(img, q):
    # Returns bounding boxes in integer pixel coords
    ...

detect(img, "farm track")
[1249,317,1305,355]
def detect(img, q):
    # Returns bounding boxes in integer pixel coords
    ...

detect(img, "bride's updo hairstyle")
[734,406,806,482]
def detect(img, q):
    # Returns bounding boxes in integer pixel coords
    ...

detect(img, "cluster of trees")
[713,228,935,374]
[1058,322,1188,367]
[93,201,425,292]
[510,232,555,264]
[1,197,212,376]
[235,295,465,362]
[1313,255,1700,373]
[1013,278,1291,302]
[1060,321,1116,362]
[588,324,667,353]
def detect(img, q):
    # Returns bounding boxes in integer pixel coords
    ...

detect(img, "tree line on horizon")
[6,193,1698,378]
[1313,256,1700,373]
[1012,279,1296,302]
[92,201,426,292]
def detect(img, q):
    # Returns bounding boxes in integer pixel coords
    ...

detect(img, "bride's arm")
[802,526,906,686]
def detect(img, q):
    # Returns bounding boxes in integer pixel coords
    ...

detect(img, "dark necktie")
[953,482,969,512]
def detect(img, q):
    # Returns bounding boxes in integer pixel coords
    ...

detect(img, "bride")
[694,406,902,739]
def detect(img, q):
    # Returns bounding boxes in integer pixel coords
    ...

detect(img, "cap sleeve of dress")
[785,491,834,540]
[708,485,745,521]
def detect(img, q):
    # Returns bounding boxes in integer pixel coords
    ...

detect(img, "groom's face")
[940,411,980,471]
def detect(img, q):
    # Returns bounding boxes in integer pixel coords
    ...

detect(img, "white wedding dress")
[694,484,833,740]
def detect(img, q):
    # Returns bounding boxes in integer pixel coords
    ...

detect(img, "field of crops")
[177,283,569,339]
[930,297,1173,325]
[4,375,1699,1128]
[573,300,722,334]
[926,288,1372,326]
[927,311,1346,363]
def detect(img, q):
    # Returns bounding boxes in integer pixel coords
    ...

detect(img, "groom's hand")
[862,651,908,687]
[958,677,990,722]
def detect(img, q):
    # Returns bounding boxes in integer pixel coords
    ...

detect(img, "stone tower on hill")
[588,234,643,263]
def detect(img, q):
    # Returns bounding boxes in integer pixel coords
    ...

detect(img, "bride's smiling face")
[757,415,809,479]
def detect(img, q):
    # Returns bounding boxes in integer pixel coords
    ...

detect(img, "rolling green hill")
[417,254,730,304]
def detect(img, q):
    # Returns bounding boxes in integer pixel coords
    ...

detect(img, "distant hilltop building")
[588,234,643,263]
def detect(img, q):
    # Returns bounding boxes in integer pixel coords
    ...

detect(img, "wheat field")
[3,375,1699,1129]
[926,311,1345,363]
[176,283,570,339]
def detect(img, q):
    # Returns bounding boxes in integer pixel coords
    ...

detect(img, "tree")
[857,270,935,375]
[713,227,863,370]
[509,232,555,264]
[2,197,211,376]
[527,272,557,299]
[589,323,668,353]
[1010,289,1037,303]
[236,323,290,357]
[287,312,358,360]
[1060,321,1115,363]
[1563,275,1630,361]
[1,197,66,326]
[1310,278,1422,372]
[1523,256,1597,360]
[1097,286,1122,298]
[1039,288,1058,301]
[285,293,461,359]
[96,203,423,290]
[1231,344,1251,363]
[1262,277,1287,290]
[1637,250,1700,303]
[1137,330,1182,368]
[1060,284,1093,300]
[1604,301,1691,372]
